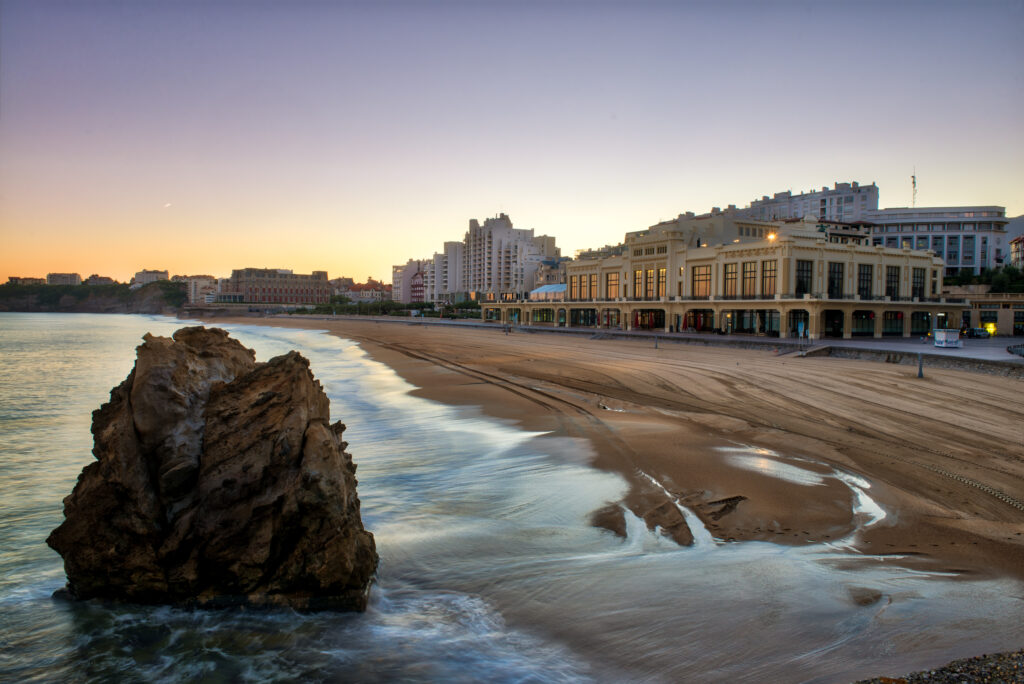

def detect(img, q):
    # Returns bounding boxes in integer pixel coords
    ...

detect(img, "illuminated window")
[761,260,776,297]
[742,262,756,298]
[605,272,619,299]
[657,268,666,298]
[723,263,737,297]
[645,269,655,298]
[692,265,711,298]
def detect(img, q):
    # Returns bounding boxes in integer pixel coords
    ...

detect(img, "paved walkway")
[279,313,1024,365]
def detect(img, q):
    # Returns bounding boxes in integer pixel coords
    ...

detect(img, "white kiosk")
[933,329,962,348]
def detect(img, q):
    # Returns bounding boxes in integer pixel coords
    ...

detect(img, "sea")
[1,312,1022,683]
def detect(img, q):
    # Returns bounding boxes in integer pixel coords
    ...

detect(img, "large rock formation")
[47,326,378,611]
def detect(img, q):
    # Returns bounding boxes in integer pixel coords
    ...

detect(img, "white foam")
[637,470,717,548]
[831,470,886,527]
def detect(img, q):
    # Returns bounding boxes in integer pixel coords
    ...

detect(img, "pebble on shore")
[854,649,1024,684]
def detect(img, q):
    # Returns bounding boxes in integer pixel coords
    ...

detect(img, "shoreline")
[203,314,1024,582]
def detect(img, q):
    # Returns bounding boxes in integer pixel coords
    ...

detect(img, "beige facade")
[133,269,169,285]
[185,276,217,304]
[487,214,963,340]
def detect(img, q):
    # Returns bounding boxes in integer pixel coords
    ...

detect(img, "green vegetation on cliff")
[0,281,187,313]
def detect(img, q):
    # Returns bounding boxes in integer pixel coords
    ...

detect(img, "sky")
[2,0,1022,284]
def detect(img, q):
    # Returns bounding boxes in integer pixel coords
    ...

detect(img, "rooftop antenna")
[911,167,917,208]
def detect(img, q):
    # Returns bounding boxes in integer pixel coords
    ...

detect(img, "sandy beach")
[210,315,1024,581]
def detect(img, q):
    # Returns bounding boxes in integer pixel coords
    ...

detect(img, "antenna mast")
[911,168,917,208]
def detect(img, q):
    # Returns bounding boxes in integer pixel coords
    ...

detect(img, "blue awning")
[530,284,566,294]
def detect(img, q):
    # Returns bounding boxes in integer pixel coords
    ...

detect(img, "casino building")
[485,211,965,340]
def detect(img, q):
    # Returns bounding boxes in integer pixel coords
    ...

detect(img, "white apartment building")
[423,241,465,304]
[462,213,560,300]
[739,182,879,223]
[865,206,1009,276]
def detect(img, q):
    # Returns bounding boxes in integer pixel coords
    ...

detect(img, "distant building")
[737,182,879,222]
[864,206,1009,276]
[7,276,46,285]
[84,274,117,286]
[47,273,82,286]
[1009,235,1023,269]
[423,241,465,305]
[328,276,355,296]
[225,268,330,305]
[180,275,217,304]
[347,279,390,303]
[533,257,570,289]
[133,268,168,284]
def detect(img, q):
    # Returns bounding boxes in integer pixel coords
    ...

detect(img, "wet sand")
[208,316,1024,580]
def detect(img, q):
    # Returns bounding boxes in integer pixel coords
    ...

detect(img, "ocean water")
[1,313,1022,683]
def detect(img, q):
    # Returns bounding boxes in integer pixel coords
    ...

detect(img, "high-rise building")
[461,213,560,300]
[423,241,465,304]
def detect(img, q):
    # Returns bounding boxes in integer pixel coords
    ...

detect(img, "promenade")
[272,313,1024,366]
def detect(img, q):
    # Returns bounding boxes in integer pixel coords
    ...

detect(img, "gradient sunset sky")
[2,0,1022,284]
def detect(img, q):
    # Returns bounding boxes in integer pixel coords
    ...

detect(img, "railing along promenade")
[484,293,968,305]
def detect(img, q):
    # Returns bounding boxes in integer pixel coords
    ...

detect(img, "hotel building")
[486,211,965,340]
[225,268,330,305]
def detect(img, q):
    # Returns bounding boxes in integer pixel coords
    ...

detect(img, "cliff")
[47,326,378,611]
[0,281,186,314]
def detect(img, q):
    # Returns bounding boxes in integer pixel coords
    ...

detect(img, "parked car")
[963,327,991,338]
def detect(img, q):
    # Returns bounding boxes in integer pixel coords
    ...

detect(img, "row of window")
[696,261,776,298]
[876,223,995,233]
[632,245,670,257]
[568,262,932,300]
[797,262,929,299]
